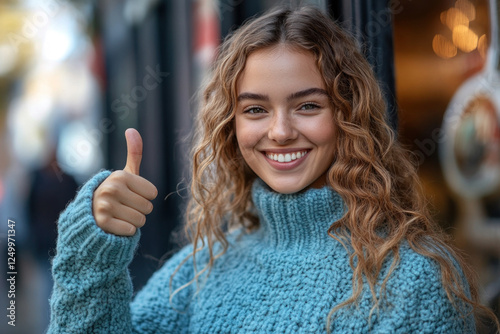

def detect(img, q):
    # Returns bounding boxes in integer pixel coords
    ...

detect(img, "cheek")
[304,119,337,147]
[308,122,337,167]
[235,120,265,171]
[235,119,260,151]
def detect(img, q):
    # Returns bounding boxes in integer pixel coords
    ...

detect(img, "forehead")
[237,45,325,95]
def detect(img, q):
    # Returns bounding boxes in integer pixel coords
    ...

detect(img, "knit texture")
[49,174,475,333]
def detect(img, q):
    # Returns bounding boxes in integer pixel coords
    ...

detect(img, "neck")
[251,179,345,251]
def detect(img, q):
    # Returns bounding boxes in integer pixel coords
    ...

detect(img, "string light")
[455,0,476,20]
[477,34,488,58]
[433,0,485,59]
[442,8,470,30]
[432,34,458,59]
[452,24,478,53]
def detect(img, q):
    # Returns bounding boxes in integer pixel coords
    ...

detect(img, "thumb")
[124,128,143,175]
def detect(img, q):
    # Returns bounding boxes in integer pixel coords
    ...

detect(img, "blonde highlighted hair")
[172,5,499,331]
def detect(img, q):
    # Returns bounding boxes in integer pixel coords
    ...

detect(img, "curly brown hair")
[172,5,499,331]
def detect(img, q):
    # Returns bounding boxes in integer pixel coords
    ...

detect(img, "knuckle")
[100,183,120,196]
[113,170,127,180]
[96,214,112,229]
[96,200,113,214]
[110,171,130,185]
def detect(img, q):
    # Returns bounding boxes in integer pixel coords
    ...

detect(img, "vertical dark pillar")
[220,1,263,37]
[130,5,170,289]
[329,0,398,131]
[98,0,192,290]
[128,0,193,289]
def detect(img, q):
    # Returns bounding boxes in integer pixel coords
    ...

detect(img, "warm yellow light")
[452,25,478,52]
[445,8,470,30]
[0,7,36,76]
[477,34,488,58]
[433,34,458,59]
[440,11,447,25]
[455,0,476,21]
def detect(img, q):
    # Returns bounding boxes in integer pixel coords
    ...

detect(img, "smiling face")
[235,45,337,194]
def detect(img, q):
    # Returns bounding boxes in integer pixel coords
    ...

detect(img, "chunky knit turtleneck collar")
[251,179,345,251]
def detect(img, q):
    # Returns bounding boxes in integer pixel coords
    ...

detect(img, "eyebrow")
[287,88,329,101]
[237,87,329,102]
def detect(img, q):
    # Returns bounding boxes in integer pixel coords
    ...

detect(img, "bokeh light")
[478,34,488,58]
[452,24,479,52]
[442,8,470,30]
[432,34,458,59]
[455,0,476,20]
[433,0,485,59]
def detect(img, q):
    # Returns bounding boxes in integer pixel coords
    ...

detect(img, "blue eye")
[244,106,266,114]
[299,103,320,110]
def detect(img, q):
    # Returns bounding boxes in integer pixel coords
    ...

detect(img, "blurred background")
[0,0,499,333]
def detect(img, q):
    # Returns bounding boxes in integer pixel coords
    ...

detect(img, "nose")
[268,111,297,144]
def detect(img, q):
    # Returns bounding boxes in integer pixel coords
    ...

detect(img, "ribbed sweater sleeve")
[48,171,141,333]
[48,171,195,334]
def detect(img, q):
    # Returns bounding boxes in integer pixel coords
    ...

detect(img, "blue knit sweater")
[48,171,475,333]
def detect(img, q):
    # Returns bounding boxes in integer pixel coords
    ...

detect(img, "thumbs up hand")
[92,128,158,236]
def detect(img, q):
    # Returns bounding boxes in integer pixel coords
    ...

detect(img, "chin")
[264,180,308,194]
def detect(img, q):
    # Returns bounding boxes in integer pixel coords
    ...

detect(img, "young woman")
[49,6,498,333]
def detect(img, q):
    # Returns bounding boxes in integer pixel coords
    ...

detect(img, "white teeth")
[266,151,308,162]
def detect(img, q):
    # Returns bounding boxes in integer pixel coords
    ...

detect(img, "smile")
[265,150,309,163]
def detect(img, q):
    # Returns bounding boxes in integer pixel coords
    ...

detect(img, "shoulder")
[132,244,196,312]
[392,241,467,289]
[379,241,475,333]
[154,244,197,283]
[388,241,460,299]
[394,242,441,281]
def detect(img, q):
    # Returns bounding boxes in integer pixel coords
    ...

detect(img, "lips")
[261,149,310,171]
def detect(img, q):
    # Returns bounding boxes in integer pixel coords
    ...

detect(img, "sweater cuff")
[56,170,140,267]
